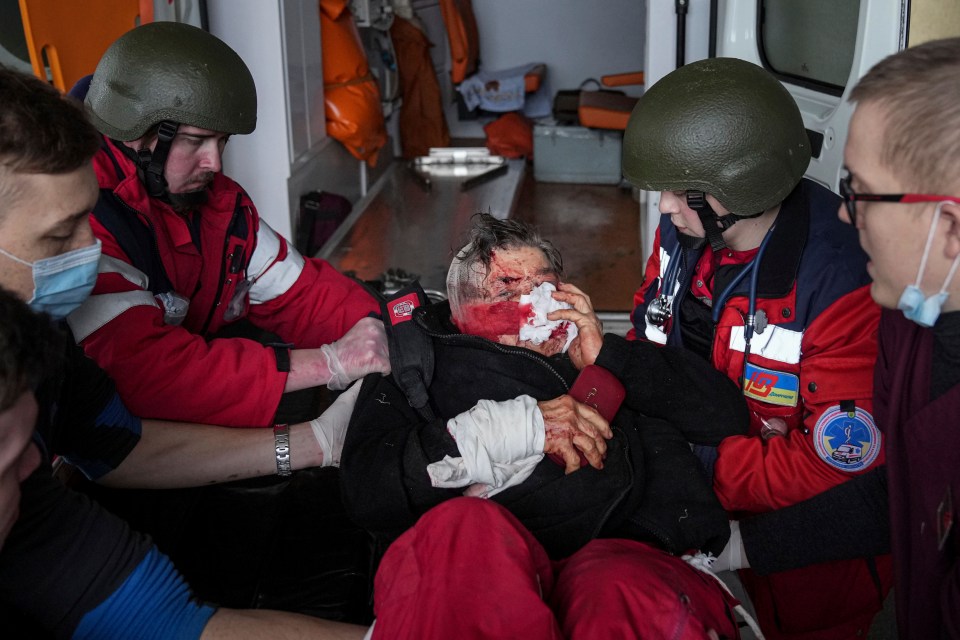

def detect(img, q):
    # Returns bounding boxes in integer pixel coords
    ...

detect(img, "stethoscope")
[644,243,684,326]
[647,224,778,385]
[712,223,777,379]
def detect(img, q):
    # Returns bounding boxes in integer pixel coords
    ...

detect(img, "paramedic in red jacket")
[67,22,388,427]
[623,58,891,639]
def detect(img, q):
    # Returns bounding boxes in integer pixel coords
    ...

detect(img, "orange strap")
[601,71,645,87]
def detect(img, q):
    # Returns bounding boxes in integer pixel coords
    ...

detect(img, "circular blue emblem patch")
[813,406,881,472]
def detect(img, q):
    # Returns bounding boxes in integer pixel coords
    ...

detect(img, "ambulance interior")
[3,1,960,636]
[3,0,958,338]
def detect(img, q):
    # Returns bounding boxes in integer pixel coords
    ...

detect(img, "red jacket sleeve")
[245,254,378,347]
[714,286,884,513]
[77,302,289,427]
[73,223,374,427]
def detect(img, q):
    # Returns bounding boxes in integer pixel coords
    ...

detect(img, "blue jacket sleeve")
[0,467,153,638]
[73,547,215,640]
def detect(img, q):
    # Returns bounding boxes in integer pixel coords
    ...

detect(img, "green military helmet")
[622,58,811,215]
[85,21,256,141]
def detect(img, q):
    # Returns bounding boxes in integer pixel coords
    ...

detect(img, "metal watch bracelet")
[274,424,292,476]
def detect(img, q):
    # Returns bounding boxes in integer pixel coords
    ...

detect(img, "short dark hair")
[456,213,564,278]
[0,287,64,412]
[0,65,100,176]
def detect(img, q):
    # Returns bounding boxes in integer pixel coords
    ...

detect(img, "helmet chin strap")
[136,120,179,198]
[685,191,764,252]
[128,121,209,210]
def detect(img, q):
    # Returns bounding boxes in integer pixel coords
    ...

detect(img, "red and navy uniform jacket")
[631,179,892,639]
[68,137,378,427]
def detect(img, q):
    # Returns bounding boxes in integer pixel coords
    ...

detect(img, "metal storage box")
[533,123,622,184]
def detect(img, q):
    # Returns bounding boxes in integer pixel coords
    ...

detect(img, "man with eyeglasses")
[836,37,960,637]
[622,58,890,640]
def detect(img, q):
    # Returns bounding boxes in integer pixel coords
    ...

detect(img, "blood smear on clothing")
[456,301,522,341]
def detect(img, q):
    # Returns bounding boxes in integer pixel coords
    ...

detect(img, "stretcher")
[317,156,525,294]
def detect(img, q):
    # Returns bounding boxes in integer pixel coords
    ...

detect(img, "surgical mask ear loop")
[929,200,960,298]
[910,202,943,292]
[0,246,32,267]
[898,202,960,326]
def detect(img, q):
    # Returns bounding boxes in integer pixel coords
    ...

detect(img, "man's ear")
[942,202,960,260]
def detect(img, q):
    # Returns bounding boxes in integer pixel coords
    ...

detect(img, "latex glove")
[714,521,749,571]
[321,317,390,390]
[310,381,362,467]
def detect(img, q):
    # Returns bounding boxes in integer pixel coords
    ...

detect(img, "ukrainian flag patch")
[742,363,799,407]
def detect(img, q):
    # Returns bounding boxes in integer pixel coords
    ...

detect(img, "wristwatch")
[274,424,292,476]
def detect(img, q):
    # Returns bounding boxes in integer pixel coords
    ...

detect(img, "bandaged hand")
[310,381,361,467]
[547,283,604,370]
[321,317,390,390]
[426,396,545,498]
[713,521,749,571]
[540,394,612,474]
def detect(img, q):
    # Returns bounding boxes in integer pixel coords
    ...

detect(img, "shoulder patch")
[813,406,881,472]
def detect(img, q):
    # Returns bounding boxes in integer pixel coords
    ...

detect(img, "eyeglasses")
[839,172,960,226]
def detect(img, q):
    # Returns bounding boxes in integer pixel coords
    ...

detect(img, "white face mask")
[897,202,960,328]
[0,240,102,320]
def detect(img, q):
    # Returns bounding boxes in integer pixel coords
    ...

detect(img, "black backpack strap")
[93,190,175,295]
[380,282,436,422]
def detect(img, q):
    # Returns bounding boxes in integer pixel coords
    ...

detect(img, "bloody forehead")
[483,249,555,293]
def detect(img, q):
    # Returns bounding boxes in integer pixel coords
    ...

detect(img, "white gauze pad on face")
[518,282,578,351]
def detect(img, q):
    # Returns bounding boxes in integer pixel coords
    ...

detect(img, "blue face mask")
[0,240,102,320]
[897,203,960,328]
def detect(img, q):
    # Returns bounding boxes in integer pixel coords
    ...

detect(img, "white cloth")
[683,548,765,640]
[714,520,746,571]
[519,282,578,351]
[458,63,535,113]
[426,395,545,498]
[310,381,361,467]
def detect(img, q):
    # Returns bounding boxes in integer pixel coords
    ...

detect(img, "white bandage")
[426,395,545,498]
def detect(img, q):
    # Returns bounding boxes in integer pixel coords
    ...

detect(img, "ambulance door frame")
[640,0,908,264]
[715,0,908,199]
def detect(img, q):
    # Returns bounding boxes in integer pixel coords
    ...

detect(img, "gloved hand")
[321,317,390,390]
[310,381,362,467]
[714,521,749,571]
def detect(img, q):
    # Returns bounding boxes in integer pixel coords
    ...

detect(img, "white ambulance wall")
[424,0,646,139]
[472,1,646,97]
[207,0,391,243]
[640,0,712,263]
